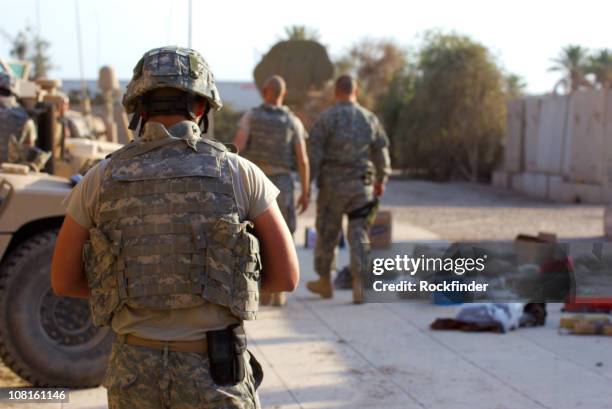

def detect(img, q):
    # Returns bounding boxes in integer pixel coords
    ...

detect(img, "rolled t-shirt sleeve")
[63,160,107,229]
[227,153,280,221]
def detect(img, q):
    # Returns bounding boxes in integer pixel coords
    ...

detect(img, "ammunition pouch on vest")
[83,136,261,327]
[243,105,296,173]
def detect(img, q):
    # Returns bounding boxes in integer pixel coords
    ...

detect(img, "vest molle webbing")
[243,105,296,173]
[84,135,261,327]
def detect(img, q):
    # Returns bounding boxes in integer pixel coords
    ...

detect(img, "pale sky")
[1,0,611,94]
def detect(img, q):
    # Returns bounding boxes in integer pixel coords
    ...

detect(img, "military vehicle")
[0,170,113,387]
[0,60,121,387]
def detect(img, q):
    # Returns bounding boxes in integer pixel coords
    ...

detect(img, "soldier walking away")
[51,46,299,409]
[234,75,310,307]
[0,71,42,168]
[306,75,390,303]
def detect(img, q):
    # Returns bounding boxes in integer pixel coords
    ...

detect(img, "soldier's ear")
[194,98,207,118]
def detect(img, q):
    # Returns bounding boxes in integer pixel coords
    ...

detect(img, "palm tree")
[588,49,612,89]
[283,25,320,41]
[504,73,527,99]
[549,45,590,93]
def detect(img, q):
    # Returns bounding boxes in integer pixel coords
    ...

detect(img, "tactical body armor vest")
[83,129,261,327]
[0,98,29,162]
[242,104,296,175]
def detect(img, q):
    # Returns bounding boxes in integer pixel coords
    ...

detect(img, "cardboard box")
[369,210,392,248]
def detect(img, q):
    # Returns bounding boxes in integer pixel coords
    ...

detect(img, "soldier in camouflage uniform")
[234,75,310,307]
[306,75,390,303]
[0,71,37,163]
[51,46,299,409]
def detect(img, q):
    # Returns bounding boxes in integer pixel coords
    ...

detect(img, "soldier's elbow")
[285,268,300,292]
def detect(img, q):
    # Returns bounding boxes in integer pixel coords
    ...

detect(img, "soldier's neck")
[335,94,357,104]
[264,98,283,107]
[147,114,194,128]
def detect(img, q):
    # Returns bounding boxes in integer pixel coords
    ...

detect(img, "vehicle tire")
[0,230,113,387]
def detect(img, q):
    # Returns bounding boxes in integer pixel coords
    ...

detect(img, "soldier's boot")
[260,293,272,306]
[271,292,287,307]
[307,277,333,299]
[352,275,364,304]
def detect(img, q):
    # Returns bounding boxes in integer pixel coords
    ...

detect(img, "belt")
[117,334,208,354]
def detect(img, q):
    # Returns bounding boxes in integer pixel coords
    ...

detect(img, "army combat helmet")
[123,46,222,133]
[0,71,17,96]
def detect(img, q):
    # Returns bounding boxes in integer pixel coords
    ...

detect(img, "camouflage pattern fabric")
[84,121,261,326]
[314,180,373,280]
[308,101,390,280]
[242,105,298,175]
[104,341,260,409]
[308,101,390,187]
[0,96,31,163]
[268,173,296,234]
[123,46,222,114]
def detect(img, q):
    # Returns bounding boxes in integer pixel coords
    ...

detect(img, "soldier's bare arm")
[233,110,252,152]
[254,201,299,292]
[51,215,90,298]
[233,127,249,153]
[294,134,310,213]
[20,119,37,147]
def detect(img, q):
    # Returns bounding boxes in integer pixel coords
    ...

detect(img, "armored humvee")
[0,171,112,387]
[0,60,120,387]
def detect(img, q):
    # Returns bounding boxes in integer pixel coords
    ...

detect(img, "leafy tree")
[283,25,320,41]
[212,103,244,144]
[504,73,527,99]
[588,49,612,89]
[377,69,415,164]
[335,39,407,110]
[393,32,506,182]
[9,31,28,60]
[9,26,53,79]
[549,45,590,93]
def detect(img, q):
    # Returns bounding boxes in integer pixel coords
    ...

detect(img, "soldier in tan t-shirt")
[64,123,282,340]
[51,46,299,409]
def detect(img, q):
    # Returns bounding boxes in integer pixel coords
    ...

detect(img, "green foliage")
[377,70,416,164]
[9,26,53,79]
[213,104,243,144]
[335,39,408,111]
[588,49,612,88]
[283,25,320,41]
[392,32,506,181]
[549,44,590,93]
[504,73,527,99]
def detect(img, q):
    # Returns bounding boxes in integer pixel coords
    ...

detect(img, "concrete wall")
[498,89,612,204]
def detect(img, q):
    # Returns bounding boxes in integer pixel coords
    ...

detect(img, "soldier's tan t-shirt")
[64,129,279,341]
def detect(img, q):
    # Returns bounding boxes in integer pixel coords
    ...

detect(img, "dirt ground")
[380,179,603,241]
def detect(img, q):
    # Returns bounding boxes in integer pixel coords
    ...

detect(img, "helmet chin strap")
[198,104,211,134]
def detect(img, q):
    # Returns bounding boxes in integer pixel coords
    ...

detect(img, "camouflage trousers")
[103,340,261,409]
[268,173,296,234]
[314,179,374,280]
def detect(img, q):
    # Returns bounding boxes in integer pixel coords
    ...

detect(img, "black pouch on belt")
[207,324,247,386]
